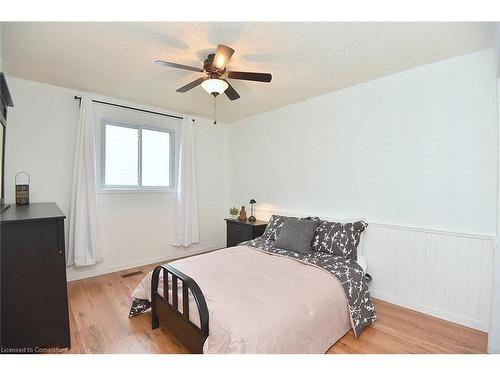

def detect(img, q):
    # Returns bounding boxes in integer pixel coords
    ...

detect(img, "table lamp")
[248,199,256,221]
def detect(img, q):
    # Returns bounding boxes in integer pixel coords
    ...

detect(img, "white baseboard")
[371,290,489,333]
[66,244,225,282]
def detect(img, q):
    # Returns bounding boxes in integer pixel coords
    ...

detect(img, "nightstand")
[225,219,267,247]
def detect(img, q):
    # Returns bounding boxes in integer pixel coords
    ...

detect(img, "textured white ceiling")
[1,22,495,122]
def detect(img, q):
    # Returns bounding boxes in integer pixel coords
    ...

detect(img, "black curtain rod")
[74,96,184,120]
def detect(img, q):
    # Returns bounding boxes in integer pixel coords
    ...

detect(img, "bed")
[130,216,377,354]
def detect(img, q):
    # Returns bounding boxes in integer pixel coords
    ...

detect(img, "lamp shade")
[201,79,229,95]
[249,199,256,204]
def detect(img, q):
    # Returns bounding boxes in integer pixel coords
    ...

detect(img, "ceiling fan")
[155,44,272,101]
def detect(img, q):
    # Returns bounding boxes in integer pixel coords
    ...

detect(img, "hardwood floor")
[66,262,487,354]
[328,299,486,354]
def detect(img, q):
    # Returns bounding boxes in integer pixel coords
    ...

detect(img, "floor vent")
[121,270,143,278]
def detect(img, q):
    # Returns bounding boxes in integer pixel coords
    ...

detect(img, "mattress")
[132,245,352,354]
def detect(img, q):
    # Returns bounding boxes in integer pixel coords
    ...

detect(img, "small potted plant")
[229,207,239,220]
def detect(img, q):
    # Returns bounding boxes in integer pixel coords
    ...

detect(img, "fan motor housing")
[204,53,225,75]
[203,54,214,70]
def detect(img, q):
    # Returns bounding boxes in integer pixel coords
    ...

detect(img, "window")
[103,123,174,190]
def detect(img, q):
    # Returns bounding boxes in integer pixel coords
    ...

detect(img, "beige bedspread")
[132,245,351,354]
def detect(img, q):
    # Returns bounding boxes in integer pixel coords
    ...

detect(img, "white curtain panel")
[172,116,200,247]
[67,95,102,266]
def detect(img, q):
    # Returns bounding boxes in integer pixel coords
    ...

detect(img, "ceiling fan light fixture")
[157,44,272,101]
[201,78,229,95]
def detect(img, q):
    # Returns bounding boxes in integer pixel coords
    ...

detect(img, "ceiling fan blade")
[155,60,203,73]
[227,71,272,82]
[224,82,240,101]
[176,77,207,93]
[212,44,235,70]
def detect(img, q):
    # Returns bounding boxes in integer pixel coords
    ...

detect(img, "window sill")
[98,187,176,194]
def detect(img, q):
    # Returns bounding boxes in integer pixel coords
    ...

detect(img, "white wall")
[228,49,498,331]
[488,23,500,353]
[0,22,3,71]
[489,78,500,351]
[4,77,229,281]
[4,77,79,219]
[228,49,497,236]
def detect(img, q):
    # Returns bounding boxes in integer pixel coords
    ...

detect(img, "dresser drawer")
[227,222,252,241]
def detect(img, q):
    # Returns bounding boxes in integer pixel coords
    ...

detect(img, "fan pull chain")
[213,95,217,125]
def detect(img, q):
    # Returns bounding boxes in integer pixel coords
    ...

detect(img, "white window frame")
[101,120,176,193]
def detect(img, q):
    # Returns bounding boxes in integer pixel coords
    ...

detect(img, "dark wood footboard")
[151,264,209,353]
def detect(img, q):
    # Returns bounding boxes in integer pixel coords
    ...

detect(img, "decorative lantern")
[15,171,30,205]
[248,199,256,222]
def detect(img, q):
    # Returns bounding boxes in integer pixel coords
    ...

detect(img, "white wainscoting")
[365,224,494,332]
[255,208,495,332]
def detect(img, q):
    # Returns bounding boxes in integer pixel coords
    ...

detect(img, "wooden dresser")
[0,202,70,352]
[225,219,267,247]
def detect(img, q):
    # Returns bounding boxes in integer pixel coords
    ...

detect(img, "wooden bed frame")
[151,264,209,353]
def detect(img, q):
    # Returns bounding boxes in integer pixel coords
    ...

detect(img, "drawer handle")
[235,230,241,235]
[58,249,63,254]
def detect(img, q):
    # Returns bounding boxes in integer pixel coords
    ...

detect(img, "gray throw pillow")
[274,218,319,254]
[262,214,294,241]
